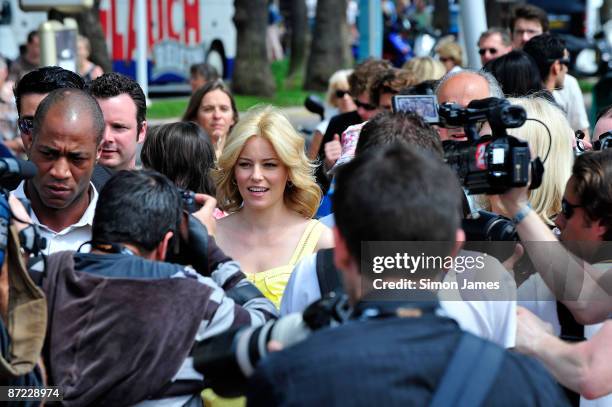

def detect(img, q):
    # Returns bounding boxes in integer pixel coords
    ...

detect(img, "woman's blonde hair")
[436,41,463,67]
[215,105,322,217]
[402,57,446,82]
[507,97,574,225]
[325,69,353,107]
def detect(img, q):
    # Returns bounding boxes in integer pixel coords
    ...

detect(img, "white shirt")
[282,249,517,348]
[553,74,590,132]
[517,273,561,336]
[13,181,98,254]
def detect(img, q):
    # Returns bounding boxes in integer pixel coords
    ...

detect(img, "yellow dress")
[202,220,325,406]
[245,219,325,309]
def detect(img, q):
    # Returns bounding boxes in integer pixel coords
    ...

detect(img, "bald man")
[435,70,504,141]
[14,88,104,254]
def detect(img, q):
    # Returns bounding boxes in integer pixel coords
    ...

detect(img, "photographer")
[197,145,568,406]
[283,111,517,348]
[500,149,612,399]
[21,170,277,406]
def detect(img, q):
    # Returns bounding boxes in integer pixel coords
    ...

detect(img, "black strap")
[316,248,342,297]
[429,333,504,407]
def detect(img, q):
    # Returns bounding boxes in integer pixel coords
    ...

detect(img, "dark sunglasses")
[335,89,349,98]
[18,117,34,134]
[478,48,498,56]
[354,99,377,111]
[561,198,583,220]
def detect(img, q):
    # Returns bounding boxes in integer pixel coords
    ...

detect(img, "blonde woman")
[436,41,463,74]
[402,56,446,82]
[308,69,357,159]
[486,96,574,226]
[489,97,575,337]
[215,106,334,308]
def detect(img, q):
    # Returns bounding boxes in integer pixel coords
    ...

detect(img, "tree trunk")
[288,0,308,77]
[232,0,276,97]
[303,0,350,92]
[485,0,503,29]
[49,0,112,73]
[602,0,612,23]
[432,0,449,34]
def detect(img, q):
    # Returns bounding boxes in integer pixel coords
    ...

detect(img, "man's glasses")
[354,99,377,111]
[335,89,349,98]
[18,117,34,134]
[478,48,498,56]
[561,198,583,220]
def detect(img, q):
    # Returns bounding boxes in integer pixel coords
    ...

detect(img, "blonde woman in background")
[486,96,574,227]
[402,56,446,82]
[308,69,357,159]
[436,41,463,74]
[77,35,103,82]
[485,97,574,337]
[215,106,334,308]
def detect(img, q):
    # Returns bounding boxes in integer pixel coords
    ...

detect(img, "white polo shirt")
[13,181,98,254]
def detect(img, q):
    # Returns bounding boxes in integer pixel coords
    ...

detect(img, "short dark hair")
[88,72,147,135]
[483,50,544,97]
[13,66,84,116]
[27,30,38,44]
[333,144,462,263]
[355,111,443,158]
[596,104,612,123]
[523,34,566,81]
[142,121,217,196]
[510,4,549,34]
[572,149,612,241]
[33,88,104,145]
[190,63,219,82]
[182,79,238,126]
[92,170,182,253]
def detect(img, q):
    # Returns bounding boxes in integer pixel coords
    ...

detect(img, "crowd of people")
[0,3,610,407]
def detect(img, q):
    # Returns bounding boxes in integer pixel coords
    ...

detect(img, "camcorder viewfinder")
[438,97,544,195]
[391,94,439,124]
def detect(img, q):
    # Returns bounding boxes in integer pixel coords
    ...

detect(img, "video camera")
[0,155,38,265]
[438,97,543,195]
[192,293,349,397]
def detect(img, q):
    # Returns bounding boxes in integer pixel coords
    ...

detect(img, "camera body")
[439,97,543,195]
[193,293,349,397]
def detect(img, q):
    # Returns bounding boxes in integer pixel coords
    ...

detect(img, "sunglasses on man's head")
[354,99,377,111]
[335,89,349,99]
[478,48,498,56]
[18,117,34,135]
[561,198,583,220]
